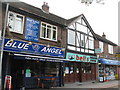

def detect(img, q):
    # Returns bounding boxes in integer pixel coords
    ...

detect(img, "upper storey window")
[7,11,24,34]
[40,22,57,41]
[108,45,113,54]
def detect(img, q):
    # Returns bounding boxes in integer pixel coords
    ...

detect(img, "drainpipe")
[0,3,9,89]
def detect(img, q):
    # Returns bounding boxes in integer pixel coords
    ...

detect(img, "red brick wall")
[94,39,116,59]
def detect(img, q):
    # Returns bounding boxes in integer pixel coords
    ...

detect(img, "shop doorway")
[75,63,81,82]
[64,62,81,83]
[11,59,25,89]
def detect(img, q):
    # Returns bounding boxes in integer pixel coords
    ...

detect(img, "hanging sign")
[25,17,40,42]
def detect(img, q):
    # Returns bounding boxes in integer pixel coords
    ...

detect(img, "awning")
[12,53,70,63]
[100,58,120,65]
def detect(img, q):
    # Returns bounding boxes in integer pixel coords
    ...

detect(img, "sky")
[20,0,119,45]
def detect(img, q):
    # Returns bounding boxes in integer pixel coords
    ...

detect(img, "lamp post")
[0,2,9,89]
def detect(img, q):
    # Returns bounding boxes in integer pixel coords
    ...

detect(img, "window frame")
[7,11,24,34]
[67,28,95,54]
[108,44,113,54]
[99,41,103,53]
[40,22,57,41]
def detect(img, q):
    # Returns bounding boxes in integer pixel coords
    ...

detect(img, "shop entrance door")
[11,59,25,89]
[75,63,81,82]
[91,64,96,80]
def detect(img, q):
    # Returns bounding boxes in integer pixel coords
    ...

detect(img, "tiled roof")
[95,33,117,46]
[3,1,117,46]
[5,2,66,26]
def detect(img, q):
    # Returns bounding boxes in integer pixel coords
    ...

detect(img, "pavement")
[60,80,120,88]
[27,80,120,90]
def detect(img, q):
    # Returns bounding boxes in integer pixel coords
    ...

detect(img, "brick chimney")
[42,2,49,13]
[102,32,106,38]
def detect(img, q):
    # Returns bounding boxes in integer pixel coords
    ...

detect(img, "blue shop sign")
[25,17,40,42]
[100,58,120,65]
[4,39,65,58]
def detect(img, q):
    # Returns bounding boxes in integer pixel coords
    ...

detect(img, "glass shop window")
[70,64,74,74]
[65,63,69,74]
[76,66,79,73]
[86,63,91,73]
[82,63,91,73]
[82,63,86,73]
[25,61,60,77]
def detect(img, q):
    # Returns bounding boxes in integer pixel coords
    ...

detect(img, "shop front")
[99,59,120,81]
[64,52,98,83]
[2,39,67,89]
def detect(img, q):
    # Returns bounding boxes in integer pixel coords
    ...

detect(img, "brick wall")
[94,39,117,59]
[1,5,67,49]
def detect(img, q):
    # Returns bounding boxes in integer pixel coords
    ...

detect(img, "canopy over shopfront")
[13,53,70,62]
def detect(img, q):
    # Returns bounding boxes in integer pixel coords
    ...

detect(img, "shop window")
[70,63,74,74]
[82,63,86,73]
[65,63,69,74]
[7,11,24,34]
[99,64,104,75]
[86,63,91,73]
[40,22,57,41]
[82,63,91,73]
[76,67,79,73]
[25,61,60,77]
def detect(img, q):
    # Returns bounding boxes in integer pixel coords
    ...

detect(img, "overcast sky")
[20,0,119,45]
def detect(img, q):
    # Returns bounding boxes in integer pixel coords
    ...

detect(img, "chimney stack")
[42,2,49,13]
[102,32,106,38]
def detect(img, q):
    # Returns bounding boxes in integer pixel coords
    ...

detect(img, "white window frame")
[40,22,57,41]
[89,37,94,49]
[7,11,24,34]
[68,29,75,45]
[108,45,113,54]
[99,41,103,53]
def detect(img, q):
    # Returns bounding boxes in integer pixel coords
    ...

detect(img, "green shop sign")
[66,52,98,63]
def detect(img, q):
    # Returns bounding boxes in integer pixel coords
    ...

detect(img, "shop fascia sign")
[66,52,98,63]
[3,38,65,58]
[100,59,120,65]
[95,48,102,53]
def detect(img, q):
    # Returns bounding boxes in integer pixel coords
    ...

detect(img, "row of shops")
[2,38,120,89]
[1,2,119,89]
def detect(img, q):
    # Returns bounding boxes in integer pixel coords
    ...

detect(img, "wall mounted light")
[47,44,50,48]
[28,41,32,45]
[9,39,13,43]
[62,48,65,51]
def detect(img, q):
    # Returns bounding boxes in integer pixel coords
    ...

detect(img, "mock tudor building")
[64,14,98,83]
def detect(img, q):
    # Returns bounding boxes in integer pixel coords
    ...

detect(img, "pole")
[0,3,9,89]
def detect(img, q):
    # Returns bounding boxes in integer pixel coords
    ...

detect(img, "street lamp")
[0,2,9,89]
